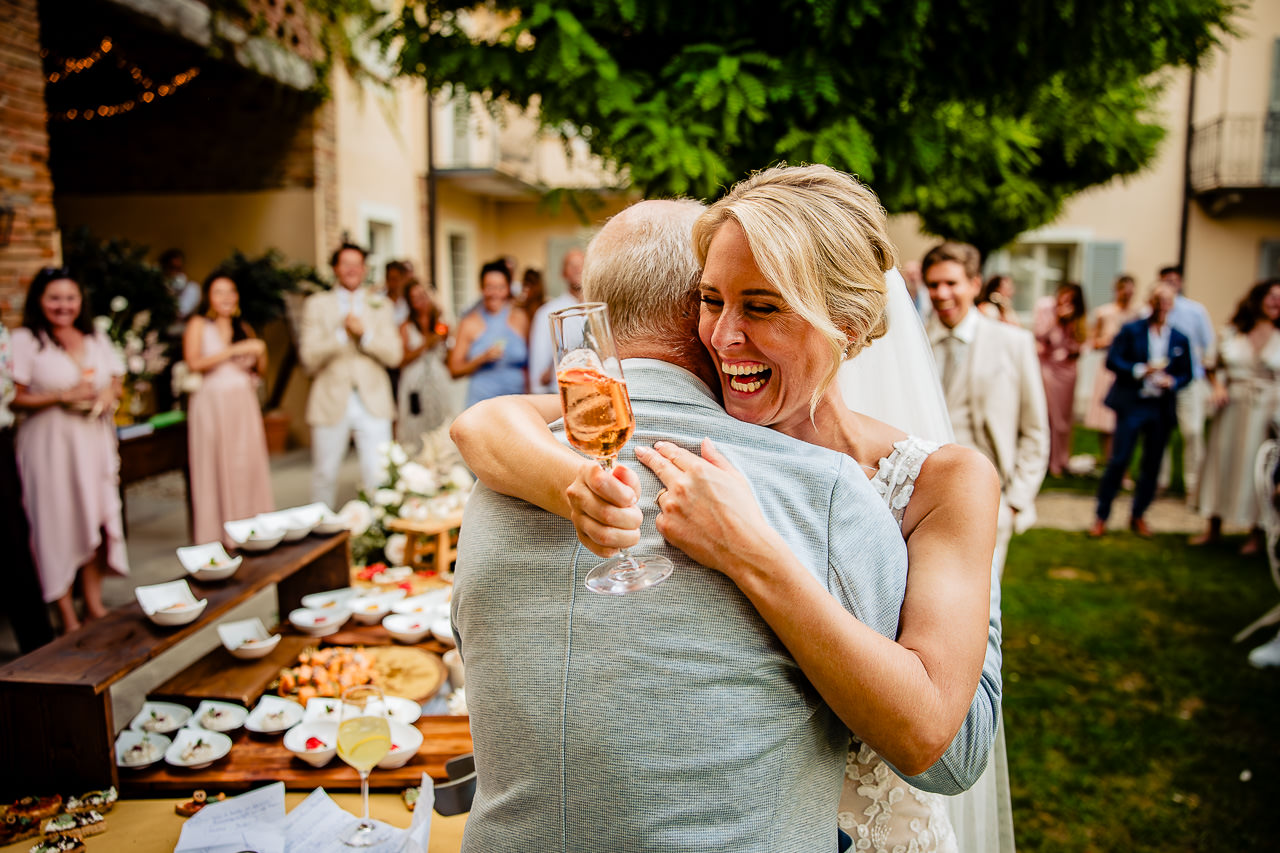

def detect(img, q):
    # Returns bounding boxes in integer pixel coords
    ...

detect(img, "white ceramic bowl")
[224,518,286,552]
[115,730,171,768]
[350,595,398,625]
[382,613,432,644]
[164,728,233,769]
[312,513,347,535]
[380,695,422,725]
[300,587,359,611]
[217,617,282,660]
[391,589,451,618]
[288,606,350,637]
[278,514,317,542]
[303,697,345,723]
[135,579,208,627]
[244,696,304,735]
[430,617,456,648]
[188,700,248,734]
[177,543,242,582]
[128,701,193,734]
[377,720,424,769]
[283,721,338,768]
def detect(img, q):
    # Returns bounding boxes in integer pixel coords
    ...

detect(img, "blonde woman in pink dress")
[1084,274,1141,460]
[10,268,128,633]
[183,271,274,547]
[1034,283,1087,476]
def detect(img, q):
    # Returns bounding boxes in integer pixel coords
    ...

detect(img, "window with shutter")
[1083,241,1125,313]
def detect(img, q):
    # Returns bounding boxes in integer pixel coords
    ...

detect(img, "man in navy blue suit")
[1090,283,1194,538]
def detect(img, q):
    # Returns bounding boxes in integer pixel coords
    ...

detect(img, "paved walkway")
[1032,490,1205,534]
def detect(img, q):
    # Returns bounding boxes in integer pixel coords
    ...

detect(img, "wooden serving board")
[151,636,313,708]
[323,622,454,655]
[117,715,472,795]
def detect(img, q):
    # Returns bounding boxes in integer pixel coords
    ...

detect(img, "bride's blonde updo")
[691,163,896,412]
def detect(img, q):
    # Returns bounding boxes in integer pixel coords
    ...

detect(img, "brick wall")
[0,0,58,319]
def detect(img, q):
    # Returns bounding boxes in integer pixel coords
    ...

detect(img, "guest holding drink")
[977,275,1021,326]
[397,280,454,453]
[1084,275,1142,460]
[183,270,274,547]
[448,260,529,406]
[10,268,128,632]
[1191,279,1280,554]
[1034,283,1087,476]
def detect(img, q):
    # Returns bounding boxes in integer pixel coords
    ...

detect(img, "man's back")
[453,361,907,852]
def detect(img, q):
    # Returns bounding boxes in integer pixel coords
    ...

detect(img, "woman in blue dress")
[448,260,530,407]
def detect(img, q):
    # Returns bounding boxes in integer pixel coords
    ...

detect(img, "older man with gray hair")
[450,199,999,851]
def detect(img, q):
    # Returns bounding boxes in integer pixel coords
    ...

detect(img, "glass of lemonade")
[550,302,673,595]
[336,684,392,847]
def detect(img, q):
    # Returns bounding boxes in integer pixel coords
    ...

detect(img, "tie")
[942,334,961,392]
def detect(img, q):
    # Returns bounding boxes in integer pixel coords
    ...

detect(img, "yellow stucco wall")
[55,189,318,279]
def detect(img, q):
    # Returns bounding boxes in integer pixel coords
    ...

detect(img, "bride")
[452,164,1015,852]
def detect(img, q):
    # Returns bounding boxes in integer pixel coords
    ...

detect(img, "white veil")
[838,268,1017,853]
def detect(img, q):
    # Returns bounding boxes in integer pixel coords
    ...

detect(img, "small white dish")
[303,697,345,723]
[391,589,451,618]
[224,517,285,552]
[382,613,432,644]
[177,543,243,582]
[187,700,248,733]
[283,721,338,767]
[115,730,171,768]
[349,592,404,625]
[258,509,318,542]
[300,587,359,611]
[298,502,346,535]
[288,606,350,637]
[430,617,456,648]
[135,580,208,627]
[244,696,304,734]
[442,649,465,690]
[217,617,282,660]
[129,701,193,734]
[380,695,422,725]
[377,721,424,770]
[164,727,233,769]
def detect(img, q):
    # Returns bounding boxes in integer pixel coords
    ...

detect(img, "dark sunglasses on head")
[37,266,71,279]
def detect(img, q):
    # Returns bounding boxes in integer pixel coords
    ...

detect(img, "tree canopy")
[380,0,1237,252]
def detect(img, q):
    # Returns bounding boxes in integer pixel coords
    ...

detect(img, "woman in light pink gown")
[1083,275,1141,461]
[10,268,129,632]
[1034,283,1087,476]
[183,271,273,548]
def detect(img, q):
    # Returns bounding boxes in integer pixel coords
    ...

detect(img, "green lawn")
[1003,529,1280,851]
[1041,427,1187,497]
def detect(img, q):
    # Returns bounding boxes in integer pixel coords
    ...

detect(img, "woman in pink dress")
[1034,282,1087,476]
[1083,274,1141,460]
[10,268,129,632]
[183,271,274,547]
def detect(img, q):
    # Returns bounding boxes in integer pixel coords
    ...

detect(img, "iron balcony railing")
[1190,111,1280,194]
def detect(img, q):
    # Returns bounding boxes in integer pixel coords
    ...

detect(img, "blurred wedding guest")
[1159,265,1215,503]
[527,248,585,392]
[1035,283,1087,476]
[448,260,529,407]
[1084,274,1143,460]
[299,243,403,508]
[384,260,413,327]
[1191,280,1280,554]
[397,280,454,454]
[183,271,274,547]
[10,268,128,633]
[977,274,1021,326]
[519,268,546,318]
[160,248,201,322]
[0,304,54,650]
[901,259,930,317]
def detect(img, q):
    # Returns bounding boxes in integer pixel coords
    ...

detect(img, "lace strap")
[869,435,943,524]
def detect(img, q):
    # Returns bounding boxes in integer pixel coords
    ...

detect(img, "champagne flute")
[336,685,391,847]
[550,302,674,595]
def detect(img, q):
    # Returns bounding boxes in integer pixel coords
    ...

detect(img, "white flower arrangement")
[345,425,473,567]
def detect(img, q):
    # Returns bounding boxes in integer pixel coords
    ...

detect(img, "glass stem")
[597,456,635,564]
[360,770,370,822]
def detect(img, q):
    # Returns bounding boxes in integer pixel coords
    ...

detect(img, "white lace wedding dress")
[839,435,959,853]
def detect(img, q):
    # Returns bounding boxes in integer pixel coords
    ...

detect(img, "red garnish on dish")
[397,581,412,592]
[305,737,326,750]
[314,616,326,624]
[391,743,400,750]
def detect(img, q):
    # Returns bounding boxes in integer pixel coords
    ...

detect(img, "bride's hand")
[565,460,643,558]
[635,439,776,579]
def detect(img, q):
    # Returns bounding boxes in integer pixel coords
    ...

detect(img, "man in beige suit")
[299,243,404,507]
[924,241,1049,574]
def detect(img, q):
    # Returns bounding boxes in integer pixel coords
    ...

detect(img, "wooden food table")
[0,793,468,853]
[0,532,351,800]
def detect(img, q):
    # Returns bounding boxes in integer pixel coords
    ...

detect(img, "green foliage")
[211,249,320,332]
[1003,528,1280,850]
[63,227,176,335]
[380,0,1237,252]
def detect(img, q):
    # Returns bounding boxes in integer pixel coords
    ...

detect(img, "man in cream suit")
[299,243,404,508]
[924,241,1049,575]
